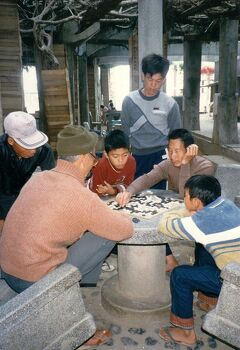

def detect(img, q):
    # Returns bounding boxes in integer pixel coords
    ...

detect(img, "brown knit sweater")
[0,160,133,281]
[127,156,215,198]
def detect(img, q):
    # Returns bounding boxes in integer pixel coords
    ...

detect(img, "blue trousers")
[1,232,115,293]
[170,243,222,320]
[134,150,172,255]
[133,149,167,190]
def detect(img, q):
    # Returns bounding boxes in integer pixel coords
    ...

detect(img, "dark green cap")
[57,125,98,156]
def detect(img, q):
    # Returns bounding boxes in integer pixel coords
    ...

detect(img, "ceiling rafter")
[18,0,239,65]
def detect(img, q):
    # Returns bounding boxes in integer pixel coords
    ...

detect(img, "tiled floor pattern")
[78,251,234,350]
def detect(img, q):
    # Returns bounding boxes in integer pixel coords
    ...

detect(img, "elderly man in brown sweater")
[116,128,215,272]
[0,125,133,293]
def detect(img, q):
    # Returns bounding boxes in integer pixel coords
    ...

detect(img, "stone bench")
[204,156,240,202]
[0,263,96,350]
[202,262,240,348]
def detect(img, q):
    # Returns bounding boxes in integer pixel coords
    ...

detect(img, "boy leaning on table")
[158,174,240,347]
[89,129,136,196]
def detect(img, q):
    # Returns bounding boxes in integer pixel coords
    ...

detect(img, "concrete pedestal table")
[101,190,181,318]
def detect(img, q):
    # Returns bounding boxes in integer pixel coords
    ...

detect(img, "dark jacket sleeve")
[38,144,55,170]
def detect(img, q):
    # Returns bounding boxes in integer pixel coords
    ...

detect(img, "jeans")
[170,244,222,319]
[1,270,34,293]
[133,149,167,190]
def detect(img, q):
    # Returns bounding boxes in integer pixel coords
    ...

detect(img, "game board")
[106,192,183,219]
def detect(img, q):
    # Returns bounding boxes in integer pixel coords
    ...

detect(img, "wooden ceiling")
[18,0,239,65]
[165,0,240,41]
[17,0,239,37]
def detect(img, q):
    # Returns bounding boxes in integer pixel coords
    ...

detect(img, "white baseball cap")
[4,111,48,149]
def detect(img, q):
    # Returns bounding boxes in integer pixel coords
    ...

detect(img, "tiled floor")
[78,248,234,350]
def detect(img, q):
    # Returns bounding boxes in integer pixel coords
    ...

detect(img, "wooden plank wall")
[128,30,139,91]
[88,61,96,120]
[0,0,24,121]
[41,45,71,150]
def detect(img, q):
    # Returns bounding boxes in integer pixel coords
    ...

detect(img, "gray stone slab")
[203,310,240,348]
[221,262,240,286]
[0,264,96,350]
[215,164,240,201]
[0,279,17,306]
[202,262,240,348]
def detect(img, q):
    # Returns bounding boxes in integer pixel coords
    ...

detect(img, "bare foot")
[160,326,197,346]
[166,254,178,272]
[196,301,216,312]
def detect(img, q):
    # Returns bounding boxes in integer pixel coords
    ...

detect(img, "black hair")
[184,175,221,206]
[104,129,130,153]
[168,128,194,149]
[141,53,169,78]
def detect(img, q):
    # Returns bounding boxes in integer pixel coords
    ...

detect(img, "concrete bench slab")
[202,262,240,348]
[215,164,240,201]
[204,156,240,201]
[0,264,96,350]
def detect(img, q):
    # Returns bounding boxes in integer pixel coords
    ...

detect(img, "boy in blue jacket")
[158,175,240,346]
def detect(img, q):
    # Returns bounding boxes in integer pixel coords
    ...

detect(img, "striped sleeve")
[158,206,195,241]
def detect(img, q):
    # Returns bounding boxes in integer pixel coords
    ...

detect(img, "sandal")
[79,329,111,349]
[159,326,197,348]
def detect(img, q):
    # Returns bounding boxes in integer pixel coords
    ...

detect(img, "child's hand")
[181,144,198,165]
[96,181,116,196]
[116,191,132,207]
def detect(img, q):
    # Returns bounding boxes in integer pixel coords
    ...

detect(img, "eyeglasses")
[89,152,98,165]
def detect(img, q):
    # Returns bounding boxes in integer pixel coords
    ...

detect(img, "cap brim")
[13,130,48,149]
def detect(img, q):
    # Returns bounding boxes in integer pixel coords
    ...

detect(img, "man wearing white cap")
[0,111,55,228]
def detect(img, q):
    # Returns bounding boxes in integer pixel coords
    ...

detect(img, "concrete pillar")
[101,244,170,318]
[138,0,163,85]
[100,66,109,107]
[118,245,169,303]
[213,18,239,145]
[183,39,202,130]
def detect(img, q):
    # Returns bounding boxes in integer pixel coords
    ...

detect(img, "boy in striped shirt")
[158,175,240,346]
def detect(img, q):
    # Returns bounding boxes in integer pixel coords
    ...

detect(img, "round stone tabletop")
[121,189,183,245]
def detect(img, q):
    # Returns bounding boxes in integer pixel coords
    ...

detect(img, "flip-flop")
[159,326,197,348]
[78,329,111,349]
